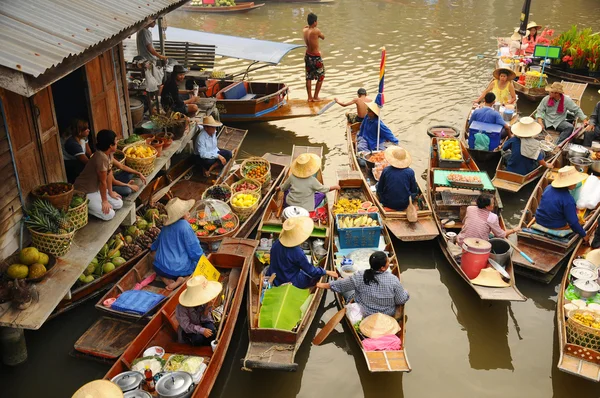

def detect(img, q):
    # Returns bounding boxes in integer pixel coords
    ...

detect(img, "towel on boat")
[531,223,573,237]
[134,272,156,290]
[520,137,542,160]
[362,334,402,351]
[111,290,166,315]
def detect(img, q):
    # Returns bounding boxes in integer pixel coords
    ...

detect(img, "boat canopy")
[152,26,304,64]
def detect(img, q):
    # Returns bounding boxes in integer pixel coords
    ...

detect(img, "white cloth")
[520,137,542,160]
[86,191,123,221]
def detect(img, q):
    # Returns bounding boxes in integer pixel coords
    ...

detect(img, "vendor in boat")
[150,198,204,290]
[176,275,222,346]
[335,88,372,124]
[583,92,600,147]
[161,65,201,116]
[503,116,554,175]
[376,146,417,211]
[469,92,511,138]
[356,102,399,152]
[456,194,520,246]
[195,115,232,177]
[280,153,340,212]
[316,251,409,317]
[267,216,338,289]
[474,68,517,105]
[535,165,587,238]
[62,119,92,183]
[536,82,588,145]
[522,22,550,55]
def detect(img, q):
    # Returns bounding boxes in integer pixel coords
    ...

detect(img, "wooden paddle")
[507,239,535,265]
[215,268,241,341]
[312,307,346,345]
[275,190,285,219]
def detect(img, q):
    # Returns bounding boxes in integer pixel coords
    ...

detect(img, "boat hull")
[180,2,265,13]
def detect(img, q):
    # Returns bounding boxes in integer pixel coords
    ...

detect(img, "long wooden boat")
[330,173,411,372]
[556,221,600,382]
[104,238,257,396]
[241,145,331,371]
[542,64,600,88]
[181,2,265,13]
[346,120,439,242]
[511,153,600,283]
[427,137,525,301]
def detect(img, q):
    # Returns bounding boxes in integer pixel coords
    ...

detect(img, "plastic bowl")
[143,346,165,358]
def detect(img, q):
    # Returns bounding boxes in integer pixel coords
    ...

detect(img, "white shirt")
[195,129,219,159]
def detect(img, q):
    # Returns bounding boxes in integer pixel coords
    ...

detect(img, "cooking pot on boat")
[282,206,309,221]
[156,371,194,398]
[124,390,153,398]
[111,371,144,392]
[567,144,590,160]
[569,267,598,283]
[488,238,513,268]
[591,159,600,174]
[569,156,592,174]
[573,278,600,299]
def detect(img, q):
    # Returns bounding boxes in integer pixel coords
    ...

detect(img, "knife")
[488,258,510,280]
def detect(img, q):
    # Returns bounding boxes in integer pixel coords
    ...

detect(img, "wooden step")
[365,350,410,372]
[559,354,600,382]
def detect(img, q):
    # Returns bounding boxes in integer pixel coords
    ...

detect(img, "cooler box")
[468,121,503,151]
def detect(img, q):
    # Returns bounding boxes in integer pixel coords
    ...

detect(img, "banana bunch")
[525,71,547,78]
[211,71,226,79]
[338,215,378,229]
[333,198,363,215]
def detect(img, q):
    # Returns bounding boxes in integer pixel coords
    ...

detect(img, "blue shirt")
[195,129,219,159]
[267,240,325,288]
[151,219,203,277]
[357,116,398,150]
[470,107,506,126]
[535,185,586,237]
[502,137,543,175]
[376,166,417,211]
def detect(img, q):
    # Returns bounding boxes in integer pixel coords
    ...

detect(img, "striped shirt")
[457,206,506,246]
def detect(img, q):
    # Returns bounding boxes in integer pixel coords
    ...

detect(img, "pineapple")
[25,199,70,234]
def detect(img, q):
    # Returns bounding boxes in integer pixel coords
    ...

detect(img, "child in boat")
[376,146,417,211]
[279,153,339,213]
[335,88,372,124]
[150,198,203,290]
[316,251,409,317]
[176,275,222,346]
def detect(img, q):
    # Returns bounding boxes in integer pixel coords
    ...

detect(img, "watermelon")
[367,206,378,213]
[357,209,367,214]
[360,201,373,209]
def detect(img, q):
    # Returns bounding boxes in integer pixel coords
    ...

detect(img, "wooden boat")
[346,120,439,242]
[542,64,600,88]
[330,173,411,372]
[241,146,331,371]
[511,152,600,283]
[427,137,525,301]
[180,2,265,13]
[556,221,600,382]
[104,238,257,396]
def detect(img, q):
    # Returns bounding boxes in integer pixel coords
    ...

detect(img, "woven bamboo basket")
[32,183,74,211]
[66,197,89,230]
[230,190,261,222]
[566,310,600,352]
[28,223,76,257]
[524,74,547,89]
[201,184,232,202]
[240,157,271,189]
[230,178,261,195]
[124,143,157,176]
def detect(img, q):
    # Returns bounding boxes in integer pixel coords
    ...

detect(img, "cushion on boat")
[531,223,573,237]
[111,290,166,315]
[222,82,256,100]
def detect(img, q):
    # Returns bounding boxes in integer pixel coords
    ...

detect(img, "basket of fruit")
[191,199,239,242]
[230,191,260,222]
[66,191,89,230]
[566,309,600,352]
[124,143,158,176]
[25,199,76,257]
[437,138,463,169]
[241,157,271,189]
[1,247,56,283]
[202,184,232,202]
[32,182,74,211]
[230,178,261,195]
[117,134,144,150]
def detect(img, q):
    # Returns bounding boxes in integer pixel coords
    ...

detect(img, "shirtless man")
[335,88,372,123]
[303,13,325,102]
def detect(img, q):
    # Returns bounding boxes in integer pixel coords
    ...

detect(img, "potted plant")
[150,112,188,139]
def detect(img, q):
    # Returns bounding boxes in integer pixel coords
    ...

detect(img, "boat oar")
[275,190,285,219]
[215,268,241,342]
[507,239,535,265]
[312,307,346,345]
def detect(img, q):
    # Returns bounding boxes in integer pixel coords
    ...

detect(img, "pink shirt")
[457,206,506,246]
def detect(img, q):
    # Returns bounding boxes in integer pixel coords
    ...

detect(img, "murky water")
[2,1,600,397]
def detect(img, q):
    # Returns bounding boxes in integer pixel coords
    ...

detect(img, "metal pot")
[111,371,144,392]
[567,144,590,159]
[282,206,309,221]
[573,278,600,299]
[156,371,194,398]
[569,156,592,173]
[124,391,153,398]
[592,159,600,174]
[569,267,598,283]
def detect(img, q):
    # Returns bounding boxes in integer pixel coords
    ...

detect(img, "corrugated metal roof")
[0,0,186,77]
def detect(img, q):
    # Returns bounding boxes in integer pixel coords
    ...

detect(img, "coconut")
[84,275,95,283]
[84,263,96,276]
[19,247,40,265]
[136,219,149,231]
[126,225,139,237]
[145,208,160,222]
[102,262,115,274]
[112,257,126,267]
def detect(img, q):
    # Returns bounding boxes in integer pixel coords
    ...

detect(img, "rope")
[240,344,295,372]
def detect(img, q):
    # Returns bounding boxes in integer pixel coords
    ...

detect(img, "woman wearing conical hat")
[502,116,554,175]
[535,165,588,238]
[279,153,339,213]
[195,115,232,177]
[474,68,517,105]
[267,216,337,289]
[176,275,222,346]
[375,146,418,211]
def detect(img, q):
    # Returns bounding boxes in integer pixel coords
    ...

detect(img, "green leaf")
[259,284,311,331]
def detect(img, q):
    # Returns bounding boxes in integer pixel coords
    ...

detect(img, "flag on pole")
[517,0,531,36]
[375,47,386,107]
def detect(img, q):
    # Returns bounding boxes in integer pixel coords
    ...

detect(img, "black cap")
[172,65,188,74]
[357,88,367,95]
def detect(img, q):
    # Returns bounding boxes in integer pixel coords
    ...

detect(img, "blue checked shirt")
[329,270,409,317]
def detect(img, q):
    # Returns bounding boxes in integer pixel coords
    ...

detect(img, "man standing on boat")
[582,91,600,147]
[335,88,372,123]
[535,82,587,145]
[303,13,325,102]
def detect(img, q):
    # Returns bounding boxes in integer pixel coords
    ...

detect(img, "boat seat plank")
[74,317,144,359]
[243,341,296,371]
[385,218,438,241]
[472,285,526,301]
[560,355,600,382]
[226,99,334,123]
[239,94,257,100]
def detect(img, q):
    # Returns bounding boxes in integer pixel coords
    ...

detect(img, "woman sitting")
[457,194,519,246]
[474,68,517,105]
[150,198,204,290]
[161,65,200,115]
[267,216,337,289]
[503,117,553,175]
[280,153,339,213]
[62,119,92,183]
[376,146,417,211]
[522,22,547,55]
[317,251,409,317]
[176,275,222,346]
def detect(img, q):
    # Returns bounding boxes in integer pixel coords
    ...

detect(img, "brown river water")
[2,1,600,397]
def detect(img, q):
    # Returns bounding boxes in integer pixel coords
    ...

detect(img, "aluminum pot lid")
[124,390,153,398]
[111,371,144,391]
[570,156,592,165]
[570,267,597,280]
[156,371,194,396]
[573,259,597,270]
[574,278,600,292]
[462,238,492,253]
[569,144,589,154]
[283,206,309,219]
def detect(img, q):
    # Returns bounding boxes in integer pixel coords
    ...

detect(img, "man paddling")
[303,13,325,102]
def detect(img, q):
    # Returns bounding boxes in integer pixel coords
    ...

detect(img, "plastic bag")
[474,133,490,151]
[577,175,600,209]
[346,302,364,325]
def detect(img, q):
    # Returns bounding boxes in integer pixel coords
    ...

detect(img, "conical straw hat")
[545,82,565,94]
[359,313,400,338]
[279,216,314,247]
[384,146,412,169]
[201,115,223,127]
[164,197,195,226]
[366,101,380,117]
[72,380,123,398]
[179,275,223,307]
[512,116,542,138]
[526,21,543,31]
[552,165,588,188]
[291,153,321,178]
[493,67,517,81]
[470,268,510,288]
[585,249,600,266]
